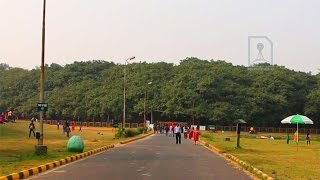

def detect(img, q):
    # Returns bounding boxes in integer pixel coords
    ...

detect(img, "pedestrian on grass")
[28,121,36,138]
[174,124,181,144]
[65,120,70,137]
[306,132,311,145]
[57,120,60,130]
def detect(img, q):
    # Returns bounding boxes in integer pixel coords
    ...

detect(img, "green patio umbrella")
[281,115,313,151]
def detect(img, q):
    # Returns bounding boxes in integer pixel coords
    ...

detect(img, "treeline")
[0,58,320,128]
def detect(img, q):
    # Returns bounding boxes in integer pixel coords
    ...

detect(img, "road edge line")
[198,139,274,180]
[0,132,154,180]
[119,132,154,144]
[0,145,115,180]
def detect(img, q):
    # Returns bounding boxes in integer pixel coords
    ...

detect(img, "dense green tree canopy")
[0,59,319,128]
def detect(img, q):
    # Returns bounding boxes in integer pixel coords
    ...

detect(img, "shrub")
[125,129,140,137]
[115,127,125,138]
[137,127,145,134]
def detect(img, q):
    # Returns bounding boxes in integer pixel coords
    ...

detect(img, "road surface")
[29,134,253,180]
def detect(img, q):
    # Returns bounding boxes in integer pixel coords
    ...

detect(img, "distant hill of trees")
[1,58,319,128]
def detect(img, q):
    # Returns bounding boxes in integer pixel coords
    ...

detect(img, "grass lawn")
[0,120,131,176]
[201,131,320,180]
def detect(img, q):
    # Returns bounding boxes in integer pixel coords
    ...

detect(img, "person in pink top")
[172,124,176,137]
[0,113,4,124]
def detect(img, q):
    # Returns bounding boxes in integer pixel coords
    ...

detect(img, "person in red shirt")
[189,127,194,139]
[193,127,200,145]
[172,124,176,137]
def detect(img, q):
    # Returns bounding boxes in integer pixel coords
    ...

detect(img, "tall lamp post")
[123,56,135,129]
[35,0,47,154]
[144,81,152,128]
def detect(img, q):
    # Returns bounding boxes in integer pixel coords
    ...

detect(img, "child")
[193,127,200,145]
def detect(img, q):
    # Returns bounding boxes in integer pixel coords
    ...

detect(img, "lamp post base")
[35,145,47,155]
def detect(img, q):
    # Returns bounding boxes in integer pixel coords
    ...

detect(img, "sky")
[1,0,320,73]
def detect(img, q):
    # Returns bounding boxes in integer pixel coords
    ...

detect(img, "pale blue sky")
[0,0,319,73]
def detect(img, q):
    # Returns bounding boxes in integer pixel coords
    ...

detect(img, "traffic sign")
[37,103,48,112]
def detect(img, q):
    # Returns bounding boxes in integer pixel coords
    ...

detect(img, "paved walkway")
[28,134,253,180]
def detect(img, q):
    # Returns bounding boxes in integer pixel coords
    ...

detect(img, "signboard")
[37,103,48,112]
[190,125,206,131]
[208,125,216,132]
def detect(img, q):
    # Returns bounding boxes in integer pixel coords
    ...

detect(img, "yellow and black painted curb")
[0,145,115,180]
[198,140,274,180]
[120,132,154,144]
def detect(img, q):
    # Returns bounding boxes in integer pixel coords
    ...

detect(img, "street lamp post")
[144,81,152,128]
[35,0,47,154]
[123,56,135,130]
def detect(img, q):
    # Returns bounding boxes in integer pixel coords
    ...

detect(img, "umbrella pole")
[297,123,298,152]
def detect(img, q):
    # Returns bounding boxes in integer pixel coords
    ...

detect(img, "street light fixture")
[123,56,135,130]
[144,81,152,128]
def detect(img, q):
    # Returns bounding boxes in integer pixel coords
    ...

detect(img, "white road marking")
[141,173,151,176]
[52,170,66,173]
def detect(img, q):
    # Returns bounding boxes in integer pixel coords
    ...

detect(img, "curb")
[198,140,274,180]
[120,132,154,144]
[0,145,115,180]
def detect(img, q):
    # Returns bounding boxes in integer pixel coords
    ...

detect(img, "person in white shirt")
[183,126,189,139]
[174,124,181,144]
[169,125,173,137]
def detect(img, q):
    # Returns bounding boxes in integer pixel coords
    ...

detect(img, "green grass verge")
[201,131,320,180]
[0,121,143,176]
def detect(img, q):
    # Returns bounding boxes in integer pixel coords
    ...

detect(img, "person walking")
[306,132,311,145]
[79,122,82,132]
[174,124,181,144]
[153,124,157,134]
[169,124,173,137]
[172,124,176,137]
[65,120,71,137]
[189,127,194,139]
[165,125,169,136]
[286,132,290,144]
[183,126,189,139]
[193,127,200,145]
[28,121,36,138]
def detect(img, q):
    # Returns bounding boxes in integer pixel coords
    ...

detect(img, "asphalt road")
[28,134,253,180]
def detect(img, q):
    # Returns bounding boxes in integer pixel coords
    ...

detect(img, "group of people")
[154,123,200,145]
[28,119,80,138]
[0,111,15,124]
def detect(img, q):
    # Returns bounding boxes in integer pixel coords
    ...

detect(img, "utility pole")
[35,0,47,154]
